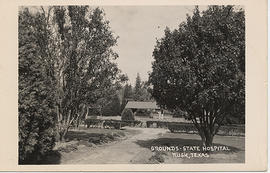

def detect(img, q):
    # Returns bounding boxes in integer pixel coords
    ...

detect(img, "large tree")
[51,6,126,140]
[19,6,126,143]
[149,6,245,146]
[19,8,57,163]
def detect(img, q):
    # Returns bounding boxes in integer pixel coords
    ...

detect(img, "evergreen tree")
[120,84,133,112]
[133,73,142,101]
[19,8,57,164]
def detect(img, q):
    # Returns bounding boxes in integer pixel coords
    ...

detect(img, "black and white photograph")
[18,5,246,165]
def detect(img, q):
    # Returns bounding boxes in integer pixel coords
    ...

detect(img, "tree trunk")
[59,128,68,142]
[56,107,74,142]
[199,130,214,147]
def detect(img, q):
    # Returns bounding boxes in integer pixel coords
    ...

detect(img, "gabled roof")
[125,101,160,109]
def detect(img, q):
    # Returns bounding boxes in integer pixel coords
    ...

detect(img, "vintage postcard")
[0,0,267,171]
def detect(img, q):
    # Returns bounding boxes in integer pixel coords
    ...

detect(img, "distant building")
[124,101,160,113]
[125,101,159,109]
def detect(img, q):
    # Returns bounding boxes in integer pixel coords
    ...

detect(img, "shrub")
[85,119,103,128]
[57,144,78,153]
[103,120,121,129]
[121,109,135,121]
[146,121,155,128]
[121,120,142,127]
[168,122,197,133]
[157,121,168,128]
[218,125,245,136]
[168,122,245,136]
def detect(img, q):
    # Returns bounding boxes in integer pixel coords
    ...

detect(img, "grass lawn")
[41,126,244,164]
[42,126,140,164]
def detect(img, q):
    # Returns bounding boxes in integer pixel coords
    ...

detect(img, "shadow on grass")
[65,130,125,142]
[66,131,106,141]
[41,150,62,164]
[19,150,61,165]
[135,137,240,154]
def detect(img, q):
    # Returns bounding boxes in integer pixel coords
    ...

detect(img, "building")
[124,101,160,113]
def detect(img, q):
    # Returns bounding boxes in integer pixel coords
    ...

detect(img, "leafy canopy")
[149,6,245,145]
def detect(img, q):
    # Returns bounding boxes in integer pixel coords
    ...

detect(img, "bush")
[157,121,168,128]
[168,122,197,133]
[121,120,142,127]
[218,125,245,136]
[146,121,156,128]
[121,109,135,121]
[57,144,78,153]
[167,122,245,136]
[103,120,121,129]
[85,119,103,128]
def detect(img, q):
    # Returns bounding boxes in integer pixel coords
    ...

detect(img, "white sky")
[102,6,207,85]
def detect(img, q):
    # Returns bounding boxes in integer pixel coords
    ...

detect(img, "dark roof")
[125,101,160,109]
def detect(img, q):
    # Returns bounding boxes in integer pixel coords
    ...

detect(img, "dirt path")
[60,127,168,164]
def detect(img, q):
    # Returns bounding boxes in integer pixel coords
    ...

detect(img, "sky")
[101,6,205,85]
[25,6,208,85]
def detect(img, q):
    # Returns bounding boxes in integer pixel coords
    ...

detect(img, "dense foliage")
[101,95,121,116]
[121,109,135,121]
[19,9,57,163]
[120,84,133,112]
[52,6,126,140]
[133,73,152,101]
[149,6,245,146]
[120,75,152,113]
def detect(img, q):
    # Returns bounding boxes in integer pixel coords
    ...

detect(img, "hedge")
[146,121,169,128]
[84,119,142,129]
[167,122,197,133]
[121,120,142,127]
[166,122,245,136]
[84,119,244,136]
[103,120,121,129]
[121,109,135,121]
[218,125,245,136]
